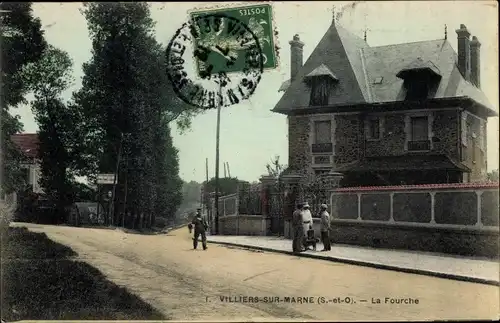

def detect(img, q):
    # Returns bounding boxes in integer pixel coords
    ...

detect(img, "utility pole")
[214,85,222,235]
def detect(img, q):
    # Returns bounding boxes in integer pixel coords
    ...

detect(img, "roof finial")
[444,24,447,40]
[364,28,367,42]
[332,5,336,24]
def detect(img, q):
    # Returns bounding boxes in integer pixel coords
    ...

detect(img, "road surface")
[14,223,499,321]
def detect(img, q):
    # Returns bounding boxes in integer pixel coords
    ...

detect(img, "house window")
[405,79,430,100]
[314,120,332,144]
[309,77,331,106]
[411,116,429,141]
[366,118,381,140]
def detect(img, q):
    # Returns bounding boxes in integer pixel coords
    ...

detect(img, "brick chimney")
[470,36,481,88]
[456,24,471,81]
[289,34,304,82]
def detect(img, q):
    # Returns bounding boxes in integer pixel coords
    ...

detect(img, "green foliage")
[1,2,47,194]
[22,45,76,212]
[153,122,183,221]
[266,155,286,178]
[70,3,195,227]
[70,182,96,202]
[487,170,499,182]
[0,2,47,107]
[204,177,248,196]
[181,181,202,205]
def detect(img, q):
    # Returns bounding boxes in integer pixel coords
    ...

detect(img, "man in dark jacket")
[292,203,303,253]
[192,209,208,250]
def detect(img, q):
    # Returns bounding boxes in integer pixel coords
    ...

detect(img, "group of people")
[187,203,332,253]
[188,208,208,250]
[291,202,331,252]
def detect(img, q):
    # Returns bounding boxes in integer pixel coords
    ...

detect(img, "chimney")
[470,36,481,88]
[455,24,471,81]
[289,34,304,82]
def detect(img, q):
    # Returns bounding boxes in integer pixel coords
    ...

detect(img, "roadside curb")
[207,239,500,287]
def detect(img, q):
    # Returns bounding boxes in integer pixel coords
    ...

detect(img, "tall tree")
[21,45,76,216]
[154,121,183,223]
[0,2,47,194]
[74,3,196,227]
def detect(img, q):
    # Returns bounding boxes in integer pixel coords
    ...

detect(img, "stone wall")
[361,110,460,158]
[461,111,487,181]
[287,115,311,174]
[334,114,361,164]
[433,110,460,158]
[218,215,269,236]
[288,108,470,175]
[330,183,499,257]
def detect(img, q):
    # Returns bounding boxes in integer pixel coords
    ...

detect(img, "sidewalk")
[206,235,499,286]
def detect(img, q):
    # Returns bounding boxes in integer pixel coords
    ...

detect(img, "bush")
[1,200,14,235]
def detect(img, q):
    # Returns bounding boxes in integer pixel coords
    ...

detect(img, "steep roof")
[273,22,368,112]
[273,21,495,116]
[11,133,39,159]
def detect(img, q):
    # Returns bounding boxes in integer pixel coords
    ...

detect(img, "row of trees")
[2,3,203,226]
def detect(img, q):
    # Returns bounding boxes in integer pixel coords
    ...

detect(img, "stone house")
[273,18,497,187]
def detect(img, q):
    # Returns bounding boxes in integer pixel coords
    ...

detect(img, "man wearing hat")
[300,202,313,250]
[191,208,208,250]
[319,204,331,251]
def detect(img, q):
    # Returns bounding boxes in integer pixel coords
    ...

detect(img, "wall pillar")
[357,193,362,220]
[389,192,395,222]
[430,192,436,224]
[259,175,277,217]
[475,190,483,227]
[281,174,303,238]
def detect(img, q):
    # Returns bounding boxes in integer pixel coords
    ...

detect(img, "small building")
[10,133,43,193]
[273,18,497,187]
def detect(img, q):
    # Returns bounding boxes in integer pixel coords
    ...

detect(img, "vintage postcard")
[1,1,498,322]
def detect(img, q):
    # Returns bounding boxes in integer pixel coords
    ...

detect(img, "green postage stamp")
[189,3,278,75]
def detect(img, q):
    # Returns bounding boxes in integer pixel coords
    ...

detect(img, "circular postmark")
[165,13,264,110]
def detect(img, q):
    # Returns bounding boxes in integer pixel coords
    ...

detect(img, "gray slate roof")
[304,64,339,81]
[273,21,495,115]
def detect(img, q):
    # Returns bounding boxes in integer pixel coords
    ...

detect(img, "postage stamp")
[166,7,275,110]
[189,3,278,74]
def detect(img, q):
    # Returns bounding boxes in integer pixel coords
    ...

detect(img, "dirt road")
[15,223,499,321]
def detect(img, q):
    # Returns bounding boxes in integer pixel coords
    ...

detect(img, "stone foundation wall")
[329,183,499,258]
[330,220,498,258]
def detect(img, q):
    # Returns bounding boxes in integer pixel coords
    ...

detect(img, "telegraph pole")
[214,85,222,235]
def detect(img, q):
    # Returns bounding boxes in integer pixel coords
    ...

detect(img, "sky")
[14,1,499,183]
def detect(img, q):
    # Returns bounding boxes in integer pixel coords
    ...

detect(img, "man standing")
[292,203,303,253]
[300,202,313,250]
[191,208,208,250]
[319,204,331,251]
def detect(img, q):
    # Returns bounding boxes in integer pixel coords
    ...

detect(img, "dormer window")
[405,78,430,100]
[304,64,339,106]
[397,58,442,101]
